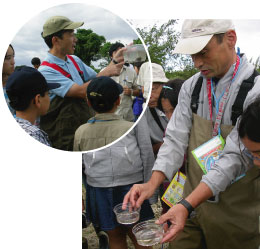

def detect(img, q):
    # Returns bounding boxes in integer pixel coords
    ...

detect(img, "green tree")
[96,41,113,69]
[249,56,260,72]
[255,56,260,72]
[134,19,194,72]
[96,41,127,69]
[74,29,106,66]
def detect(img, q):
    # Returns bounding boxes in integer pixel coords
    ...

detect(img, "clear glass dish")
[132,219,164,246]
[123,44,147,63]
[113,203,140,225]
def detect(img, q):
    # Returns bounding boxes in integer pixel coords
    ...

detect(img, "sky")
[0,0,260,249]
[9,6,260,68]
[10,3,139,67]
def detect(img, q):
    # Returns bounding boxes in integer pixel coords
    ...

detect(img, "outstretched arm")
[157,182,213,243]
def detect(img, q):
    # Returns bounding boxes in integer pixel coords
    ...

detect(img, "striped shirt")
[15,117,51,146]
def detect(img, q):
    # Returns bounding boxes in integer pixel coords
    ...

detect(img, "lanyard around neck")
[207,55,241,136]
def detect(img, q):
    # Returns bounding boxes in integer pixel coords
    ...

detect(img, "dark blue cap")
[6,66,60,100]
[87,76,123,104]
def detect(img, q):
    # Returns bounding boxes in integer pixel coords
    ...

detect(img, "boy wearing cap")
[124,20,260,248]
[73,76,133,151]
[39,16,125,151]
[6,66,60,146]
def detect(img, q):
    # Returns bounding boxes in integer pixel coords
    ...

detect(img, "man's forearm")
[148,170,166,191]
[185,182,213,208]
[65,82,90,99]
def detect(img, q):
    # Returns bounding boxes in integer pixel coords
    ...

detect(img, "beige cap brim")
[172,34,213,55]
[64,21,84,30]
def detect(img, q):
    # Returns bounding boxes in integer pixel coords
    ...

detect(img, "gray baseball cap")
[42,16,84,38]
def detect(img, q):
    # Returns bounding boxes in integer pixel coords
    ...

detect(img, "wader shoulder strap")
[67,55,84,78]
[231,69,259,125]
[41,55,84,80]
[41,61,72,79]
[149,107,164,132]
[191,76,203,114]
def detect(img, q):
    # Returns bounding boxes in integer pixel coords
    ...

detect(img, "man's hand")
[122,182,155,209]
[123,86,132,96]
[113,46,127,63]
[98,61,124,77]
[156,204,189,243]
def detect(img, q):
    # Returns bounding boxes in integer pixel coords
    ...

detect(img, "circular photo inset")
[2,3,151,152]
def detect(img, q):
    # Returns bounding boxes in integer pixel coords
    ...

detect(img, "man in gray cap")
[38,16,125,151]
[123,19,260,248]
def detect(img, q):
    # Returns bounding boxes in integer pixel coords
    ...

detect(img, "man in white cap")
[38,16,125,151]
[123,20,260,248]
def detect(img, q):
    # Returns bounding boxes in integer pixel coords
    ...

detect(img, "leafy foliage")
[74,29,106,66]
[134,19,194,72]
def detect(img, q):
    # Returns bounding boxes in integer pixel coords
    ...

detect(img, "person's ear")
[33,94,41,108]
[225,30,237,49]
[115,97,120,106]
[87,99,92,107]
[52,36,60,47]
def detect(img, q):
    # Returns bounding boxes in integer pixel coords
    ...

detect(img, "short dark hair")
[158,78,184,111]
[8,91,46,111]
[31,57,41,66]
[5,44,15,59]
[238,98,260,143]
[88,96,116,113]
[42,29,72,49]
[214,33,225,44]
[109,42,124,58]
[87,76,122,113]
[132,61,144,71]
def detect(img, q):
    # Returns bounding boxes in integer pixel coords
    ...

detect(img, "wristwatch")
[177,199,194,218]
[112,59,118,64]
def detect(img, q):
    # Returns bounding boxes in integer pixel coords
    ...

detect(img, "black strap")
[191,70,259,125]
[177,199,194,218]
[191,76,203,114]
[231,69,259,125]
[149,107,165,132]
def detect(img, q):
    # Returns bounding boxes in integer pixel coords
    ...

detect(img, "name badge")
[192,135,225,174]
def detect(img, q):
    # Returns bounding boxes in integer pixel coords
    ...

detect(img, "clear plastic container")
[113,203,140,225]
[123,44,147,63]
[132,220,164,246]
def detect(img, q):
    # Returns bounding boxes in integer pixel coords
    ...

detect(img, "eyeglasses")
[243,148,260,161]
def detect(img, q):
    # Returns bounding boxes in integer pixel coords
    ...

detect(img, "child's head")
[6,66,60,114]
[158,79,184,120]
[87,76,123,113]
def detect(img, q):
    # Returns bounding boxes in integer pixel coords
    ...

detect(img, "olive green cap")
[42,16,84,38]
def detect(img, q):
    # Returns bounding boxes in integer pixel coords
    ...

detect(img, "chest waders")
[170,71,260,249]
[40,56,95,151]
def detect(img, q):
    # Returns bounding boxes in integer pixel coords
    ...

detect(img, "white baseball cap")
[151,63,168,83]
[138,62,168,85]
[172,19,235,55]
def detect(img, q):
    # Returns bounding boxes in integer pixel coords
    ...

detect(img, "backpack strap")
[191,76,203,114]
[149,107,165,132]
[67,55,84,80]
[41,61,72,79]
[231,69,259,125]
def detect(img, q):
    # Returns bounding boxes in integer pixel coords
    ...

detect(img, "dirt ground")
[82,200,169,249]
